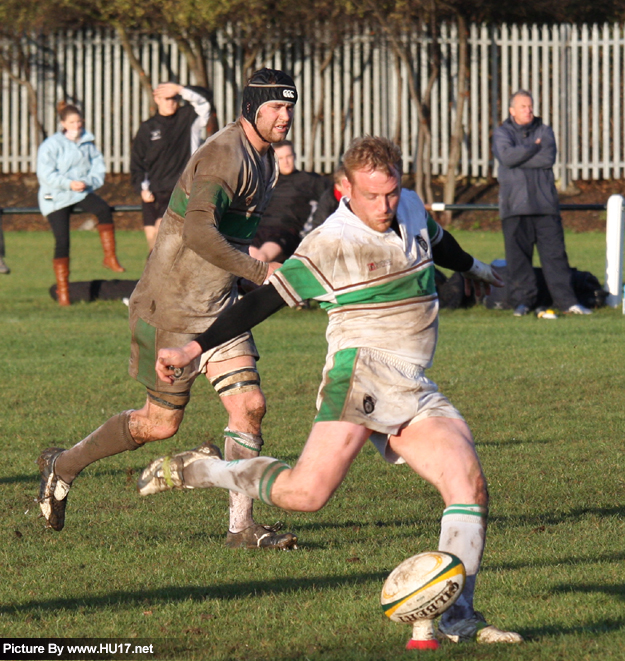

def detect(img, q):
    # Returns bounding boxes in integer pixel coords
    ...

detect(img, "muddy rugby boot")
[438,611,523,644]
[225,521,298,550]
[37,448,71,531]
[137,444,222,496]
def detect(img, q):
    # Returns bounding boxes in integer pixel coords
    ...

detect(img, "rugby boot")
[438,611,523,644]
[52,257,70,306]
[98,224,125,272]
[225,521,298,550]
[137,444,222,496]
[37,447,71,530]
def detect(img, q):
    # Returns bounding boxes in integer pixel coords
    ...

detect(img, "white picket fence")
[1,23,625,181]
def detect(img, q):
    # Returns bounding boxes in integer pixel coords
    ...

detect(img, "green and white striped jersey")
[270,189,444,368]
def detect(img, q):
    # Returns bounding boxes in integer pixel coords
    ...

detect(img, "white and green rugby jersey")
[270,189,444,368]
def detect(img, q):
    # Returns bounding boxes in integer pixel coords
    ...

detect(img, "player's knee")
[130,418,181,444]
[245,400,266,427]
[239,389,266,427]
[130,403,184,443]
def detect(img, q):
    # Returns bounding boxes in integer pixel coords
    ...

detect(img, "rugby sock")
[183,456,290,506]
[55,411,141,483]
[437,504,488,624]
[224,432,263,533]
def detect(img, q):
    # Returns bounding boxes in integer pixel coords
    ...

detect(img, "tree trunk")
[174,34,208,88]
[393,53,402,146]
[115,24,155,114]
[0,47,46,145]
[174,33,218,136]
[191,35,209,88]
[370,7,439,202]
[306,33,338,172]
[443,15,468,224]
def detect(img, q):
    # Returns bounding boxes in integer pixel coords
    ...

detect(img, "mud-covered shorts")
[128,307,259,407]
[315,347,464,464]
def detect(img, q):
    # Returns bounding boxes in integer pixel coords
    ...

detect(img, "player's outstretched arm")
[461,258,504,297]
[156,283,287,383]
[431,229,503,298]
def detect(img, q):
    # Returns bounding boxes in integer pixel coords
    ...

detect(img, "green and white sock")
[184,456,290,506]
[438,504,488,624]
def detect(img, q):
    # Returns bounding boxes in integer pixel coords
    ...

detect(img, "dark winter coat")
[492,116,560,219]
[259,169,328,235]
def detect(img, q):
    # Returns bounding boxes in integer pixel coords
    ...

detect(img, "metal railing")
[1,198,621,308]
[425,203,607,212]
[0,205,142,215]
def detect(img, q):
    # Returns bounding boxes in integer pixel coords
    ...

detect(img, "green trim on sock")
[224,429,260,452]
[443,504,487,518]
[258,461,290,505]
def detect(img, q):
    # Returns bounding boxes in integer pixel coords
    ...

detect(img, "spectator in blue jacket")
[37,101,124,306]
[493,90,591,317]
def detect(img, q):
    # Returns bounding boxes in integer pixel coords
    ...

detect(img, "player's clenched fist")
[156,341,202,383]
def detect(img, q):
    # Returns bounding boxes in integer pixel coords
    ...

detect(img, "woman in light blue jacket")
[37,101,124,306]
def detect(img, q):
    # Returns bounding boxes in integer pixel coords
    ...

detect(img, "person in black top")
[305,164,347,236]
[249,140,328,262]
[130,82,212,250]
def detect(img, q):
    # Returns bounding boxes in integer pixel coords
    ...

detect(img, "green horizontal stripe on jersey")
[190,180,232,219]
[315,348,358,422]
[329,265,436,308]
[278,258,328,300]
[219,211,262,240]
[168,185,189,218]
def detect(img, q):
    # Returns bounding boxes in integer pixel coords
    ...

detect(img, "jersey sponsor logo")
[417,235,429,252]
[363,395,375,414]
[150,130,161,141]
[367,259,392,272]
[283,89,296,99]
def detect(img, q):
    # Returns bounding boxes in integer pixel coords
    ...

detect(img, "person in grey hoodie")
[492,90,591,317]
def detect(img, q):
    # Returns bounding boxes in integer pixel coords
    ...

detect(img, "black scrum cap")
[241,68,298,128]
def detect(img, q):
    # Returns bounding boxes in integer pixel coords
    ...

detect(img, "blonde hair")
[343,136,402,182]
[332,164,346,185]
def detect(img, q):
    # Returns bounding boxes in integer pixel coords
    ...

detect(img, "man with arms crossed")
[493,90,591,317]
[37,69,299,550]
[141,137,523,646]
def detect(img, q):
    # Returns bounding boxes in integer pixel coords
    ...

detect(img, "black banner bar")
[0,639,164,661]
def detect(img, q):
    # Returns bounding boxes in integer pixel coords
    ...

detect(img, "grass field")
[1,229,624,660]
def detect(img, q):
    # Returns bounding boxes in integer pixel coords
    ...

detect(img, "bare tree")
[363,0,440,203]
[0,1,76,145]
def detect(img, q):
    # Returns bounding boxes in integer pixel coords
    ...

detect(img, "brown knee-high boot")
[53,257,71,306]
[98,224,125,272]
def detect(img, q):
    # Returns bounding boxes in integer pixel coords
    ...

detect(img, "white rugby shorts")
[315,347,464,464]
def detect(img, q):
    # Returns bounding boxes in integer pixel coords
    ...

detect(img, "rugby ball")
[381,551,465,623]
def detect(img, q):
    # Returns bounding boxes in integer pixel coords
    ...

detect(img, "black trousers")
[47,193,113,259]
[501,214,577,310]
